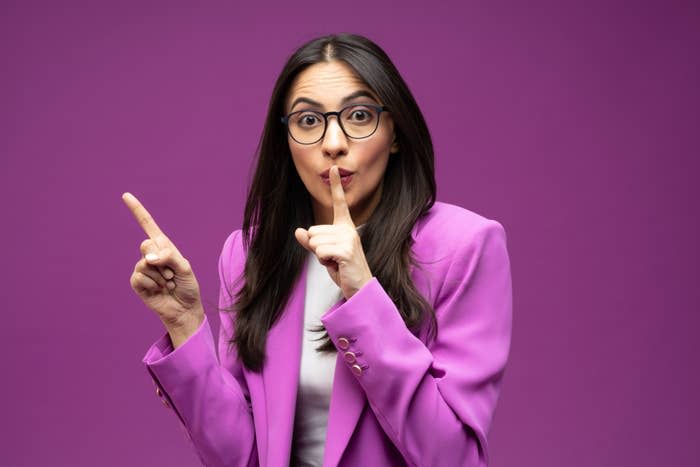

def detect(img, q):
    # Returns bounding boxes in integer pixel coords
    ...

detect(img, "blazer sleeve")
[142,230,257,467]
[320,219,513,467]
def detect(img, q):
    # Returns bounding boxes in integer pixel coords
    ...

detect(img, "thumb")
[294,228,312,252]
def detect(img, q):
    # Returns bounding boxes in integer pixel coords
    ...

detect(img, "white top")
[291,250,343,466]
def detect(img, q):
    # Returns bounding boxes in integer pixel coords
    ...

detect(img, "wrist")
[346,275,374,300]
[164,312,204,349]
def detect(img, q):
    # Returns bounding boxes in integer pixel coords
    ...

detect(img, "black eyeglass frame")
[280,104,389,145]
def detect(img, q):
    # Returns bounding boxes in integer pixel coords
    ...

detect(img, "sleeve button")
[351,364,363,377]
[343,351,356,364]
[337,337,350,350]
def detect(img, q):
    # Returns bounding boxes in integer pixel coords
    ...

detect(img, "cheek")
[289,143,310,174]
[289,147,320,191]
[364,157,390,190]
[358,140,392,178]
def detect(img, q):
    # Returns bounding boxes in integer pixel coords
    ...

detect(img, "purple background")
[3,1,698,466]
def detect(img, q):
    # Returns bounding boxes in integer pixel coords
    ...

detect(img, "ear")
[390,134,399,154]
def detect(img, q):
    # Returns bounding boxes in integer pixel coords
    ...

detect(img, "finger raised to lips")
[330,166,354,226]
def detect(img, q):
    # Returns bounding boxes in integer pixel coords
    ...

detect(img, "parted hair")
[224,33,437,371]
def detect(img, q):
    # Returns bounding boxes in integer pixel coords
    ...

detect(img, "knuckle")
[134,258,147,271]
[131,272,149,290]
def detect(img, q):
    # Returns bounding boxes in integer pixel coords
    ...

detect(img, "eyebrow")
[289,90,378,112]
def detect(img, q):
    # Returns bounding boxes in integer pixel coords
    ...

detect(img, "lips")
[320,167,354,188]
[320,167,354,179]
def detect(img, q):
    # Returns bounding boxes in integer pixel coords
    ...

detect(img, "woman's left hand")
[295,165,373,300]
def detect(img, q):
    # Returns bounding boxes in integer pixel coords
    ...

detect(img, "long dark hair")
[225,33,437,371]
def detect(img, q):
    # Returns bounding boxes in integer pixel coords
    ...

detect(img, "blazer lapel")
[259,258,366,467]
[322,331,367,466]
[261,258,308,466]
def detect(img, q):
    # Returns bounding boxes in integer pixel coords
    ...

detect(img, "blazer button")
[337,337,350,350]
[156,387,163,398]
[161,398,171,409]
[351,364,363,377]
[343,351,356,364]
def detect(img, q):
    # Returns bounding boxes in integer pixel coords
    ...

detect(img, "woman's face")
[285,60,398,226]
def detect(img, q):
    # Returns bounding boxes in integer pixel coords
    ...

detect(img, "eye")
[344,106,376,124]
[295,112,321,128]
[351,110,369,121]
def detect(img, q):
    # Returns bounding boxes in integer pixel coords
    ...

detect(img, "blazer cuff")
[320,277,433,384]
[142,315,217,387]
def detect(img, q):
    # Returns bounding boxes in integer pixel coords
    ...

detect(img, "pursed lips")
[320,167,354,179]
[319,168,355,188]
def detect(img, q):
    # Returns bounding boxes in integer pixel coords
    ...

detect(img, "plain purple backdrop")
[3,1,698,466]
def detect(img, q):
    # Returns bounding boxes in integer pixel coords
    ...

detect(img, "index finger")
[329,166,354,226]
[121,192,165,239]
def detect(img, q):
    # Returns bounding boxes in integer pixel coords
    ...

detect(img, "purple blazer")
[143,201,513,467]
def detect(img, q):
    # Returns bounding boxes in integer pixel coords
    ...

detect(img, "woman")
[123,33,512,467]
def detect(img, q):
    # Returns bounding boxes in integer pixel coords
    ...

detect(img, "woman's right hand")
[122,192,204,348]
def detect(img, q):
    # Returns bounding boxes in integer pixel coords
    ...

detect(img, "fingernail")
[145,253,158,262]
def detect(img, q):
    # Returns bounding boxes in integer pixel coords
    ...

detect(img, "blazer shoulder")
[413,201,507,252]
[410,202,511,311]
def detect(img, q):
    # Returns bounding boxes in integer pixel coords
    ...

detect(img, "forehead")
[285,61,379,112]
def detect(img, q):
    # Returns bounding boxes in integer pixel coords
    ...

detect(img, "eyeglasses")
[281,104,389,145]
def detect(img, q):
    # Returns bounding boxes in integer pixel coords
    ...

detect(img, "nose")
[321,115,348,159]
